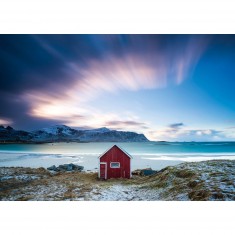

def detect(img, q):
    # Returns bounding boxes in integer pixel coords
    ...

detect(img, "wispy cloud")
[221,128,235,139]
[147,124,224,141]
[105,120,149,130]
[26,36,208,125]
[225,126,235,129]
[0,117,12,126]
[173,36,210,84]
[0,35,210,131]
[168,122,184,129]
[24,54,167,121]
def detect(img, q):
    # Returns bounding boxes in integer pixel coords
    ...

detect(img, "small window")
[110,162,120,168]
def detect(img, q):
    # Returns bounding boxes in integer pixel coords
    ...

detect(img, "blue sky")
[0,35,234,141]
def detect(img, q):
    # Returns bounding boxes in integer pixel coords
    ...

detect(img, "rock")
[132,168,157,176]
[132,168,151,176]
[73,164,84,171]
[58,164,70,171]
[47,163,84,172]
[141,169,157,176]
[67,164,73,171]
[47,165,57,171]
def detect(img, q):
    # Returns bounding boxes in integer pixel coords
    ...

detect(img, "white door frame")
[99,162,107,179]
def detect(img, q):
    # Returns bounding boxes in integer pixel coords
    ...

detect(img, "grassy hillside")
[0,160,234,201]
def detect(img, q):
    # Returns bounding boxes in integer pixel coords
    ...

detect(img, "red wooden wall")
[99,145,131,179]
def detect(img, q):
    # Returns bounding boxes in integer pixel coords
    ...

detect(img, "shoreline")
[1,151,235,172]
[1,140,235,145]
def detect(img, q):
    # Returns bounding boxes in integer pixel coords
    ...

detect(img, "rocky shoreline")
[0,160,234,201]
[47,163,84,172]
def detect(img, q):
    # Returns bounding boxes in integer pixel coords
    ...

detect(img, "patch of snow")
[0,175,14,181]
[89,184,161,201]
[85,127,110,133]
[0,174,40,182]
[41,125,72,135]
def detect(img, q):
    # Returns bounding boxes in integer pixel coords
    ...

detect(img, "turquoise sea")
[0,142,235,171]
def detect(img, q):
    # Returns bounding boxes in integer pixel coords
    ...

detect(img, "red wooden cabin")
[98,145,132,179]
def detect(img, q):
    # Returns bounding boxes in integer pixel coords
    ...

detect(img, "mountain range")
[0,125,149,143]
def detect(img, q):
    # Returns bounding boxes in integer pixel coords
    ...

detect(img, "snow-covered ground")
[89,184,161,201]
[0,160,234,201]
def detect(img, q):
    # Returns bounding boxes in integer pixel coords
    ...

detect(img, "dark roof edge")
[98,145,133,159]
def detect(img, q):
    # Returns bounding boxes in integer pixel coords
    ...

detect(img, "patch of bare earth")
[0,160,234,201]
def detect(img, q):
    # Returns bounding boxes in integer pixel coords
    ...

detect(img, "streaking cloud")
[147,125,223,141]
[23,35,209,130]
[2,34,234,141]
[0,117,12,125]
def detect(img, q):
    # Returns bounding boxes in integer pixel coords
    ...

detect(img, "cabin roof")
[98,144,133,159]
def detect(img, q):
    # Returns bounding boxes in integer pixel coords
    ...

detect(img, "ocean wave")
[132,152,235,156]
[152,142,235,146]
[142,155,235,162]
[0,151,100,156]
[0,153,84,163]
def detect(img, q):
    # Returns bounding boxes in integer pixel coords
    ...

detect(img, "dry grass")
[188,190,211,201]
[1,160,235,201]
[174,169,195,178]
[187,180,199,188]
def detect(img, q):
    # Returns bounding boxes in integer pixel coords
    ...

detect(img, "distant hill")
[0,125,149,143]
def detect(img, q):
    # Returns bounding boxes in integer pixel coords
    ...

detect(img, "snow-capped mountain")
[0,125,149,143]
[85,127,110,133]
[40,125,73,135]
[0,125,34,142]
